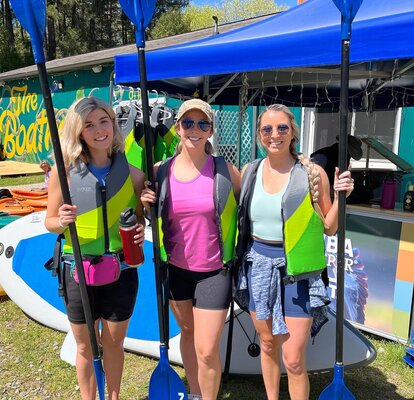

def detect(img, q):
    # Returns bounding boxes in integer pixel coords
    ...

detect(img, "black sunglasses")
[260,124,290,136]
[180,119,212,132]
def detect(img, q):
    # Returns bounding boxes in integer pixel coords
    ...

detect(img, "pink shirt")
[167,156,222,272]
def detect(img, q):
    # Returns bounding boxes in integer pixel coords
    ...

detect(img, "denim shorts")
[247,241,311,317]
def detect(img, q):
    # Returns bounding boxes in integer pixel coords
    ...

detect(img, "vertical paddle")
[118,1,188,399]
[319,1,363,399]
[9,1,106,398]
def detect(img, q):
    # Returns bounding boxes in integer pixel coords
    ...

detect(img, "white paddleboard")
[0,211,376,374]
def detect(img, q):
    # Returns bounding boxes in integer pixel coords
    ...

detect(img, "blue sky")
[191,0,299,7]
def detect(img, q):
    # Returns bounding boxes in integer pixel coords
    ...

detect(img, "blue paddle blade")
[9,0,46,63]
[319,365,356,400]
[93,358,105,400]
[93,358,106,400]
[119,0,156,47]
[332,0,363,40]
[148,346,188,400]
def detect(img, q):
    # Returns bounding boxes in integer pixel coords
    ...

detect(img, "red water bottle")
[119,207,144,267]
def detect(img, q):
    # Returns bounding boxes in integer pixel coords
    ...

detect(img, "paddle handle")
[37,63,101,360]
[137,46,169,345]
[336,39,350,365]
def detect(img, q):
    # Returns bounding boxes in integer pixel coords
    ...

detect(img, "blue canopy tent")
[114,0,414,109]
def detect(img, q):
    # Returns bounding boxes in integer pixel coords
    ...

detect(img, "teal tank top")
[248,159,289,241]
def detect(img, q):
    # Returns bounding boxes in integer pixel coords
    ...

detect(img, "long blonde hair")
[60,96,124,167]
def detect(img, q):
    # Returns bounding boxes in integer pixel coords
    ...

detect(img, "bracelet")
[58,217,65,228]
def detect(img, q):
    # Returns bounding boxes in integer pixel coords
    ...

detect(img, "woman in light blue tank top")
[249,159,288,242]
[236,104,355,400]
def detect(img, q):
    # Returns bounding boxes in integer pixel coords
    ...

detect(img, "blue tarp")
[114,0,414,85]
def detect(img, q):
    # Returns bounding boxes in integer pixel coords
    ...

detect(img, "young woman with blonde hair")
[45,96,145,400]
[235,104,354,400]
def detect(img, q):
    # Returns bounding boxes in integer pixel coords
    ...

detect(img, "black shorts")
[63,264,139,324]
[168,264,231,310]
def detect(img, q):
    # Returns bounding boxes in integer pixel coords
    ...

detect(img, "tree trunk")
[4,0,14,47]
[47,16,56,60]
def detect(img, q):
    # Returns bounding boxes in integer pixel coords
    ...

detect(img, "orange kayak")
[0,198,36,215]
[0,189,48,215]
[10,189,48,200]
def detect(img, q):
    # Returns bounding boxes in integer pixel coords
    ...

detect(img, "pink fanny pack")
[70,254,121,286]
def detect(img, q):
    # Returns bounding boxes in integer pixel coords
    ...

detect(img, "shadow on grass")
[220,365,408,400]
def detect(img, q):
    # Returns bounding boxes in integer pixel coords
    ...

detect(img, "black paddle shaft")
[336,39,350,365]
[37,63,101,360]
[137,46,168,346]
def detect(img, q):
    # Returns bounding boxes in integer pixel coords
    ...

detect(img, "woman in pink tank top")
[142,99,240,400]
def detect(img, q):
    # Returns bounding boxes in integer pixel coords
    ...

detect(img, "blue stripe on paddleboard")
[128,239,180,341]
[12,234,180,341]
[12,233,67,314]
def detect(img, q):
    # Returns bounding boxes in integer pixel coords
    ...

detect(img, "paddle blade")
[93,358,106,400]
[10,0,46,63]
[119,0,156,46]
[332,0,363,40]
[148,346,187,400]
[319,365,356,400]
[332,0,363,21]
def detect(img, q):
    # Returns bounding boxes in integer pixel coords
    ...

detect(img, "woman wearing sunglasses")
[141,99,240,400]
[235,104,354,400]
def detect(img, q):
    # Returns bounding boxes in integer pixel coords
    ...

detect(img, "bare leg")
[70,321,100,400]
[100,319,130,400]
[170,299,200,395]
[250,311,284,400]
[193,308,228,400]
[282,317,312,400]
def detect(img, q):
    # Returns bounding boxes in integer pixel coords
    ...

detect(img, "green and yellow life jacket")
[155,155,237,265]
[236,158,326,281]
[63,152,137,255]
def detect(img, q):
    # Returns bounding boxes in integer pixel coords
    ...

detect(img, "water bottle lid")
[119,207,137,227]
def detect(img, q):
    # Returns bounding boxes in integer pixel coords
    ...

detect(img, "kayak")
[0,189,47,215]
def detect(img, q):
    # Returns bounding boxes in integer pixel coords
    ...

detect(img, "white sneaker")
[188,394,202,400]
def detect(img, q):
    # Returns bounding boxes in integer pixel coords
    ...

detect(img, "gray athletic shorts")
[168,263,231,310]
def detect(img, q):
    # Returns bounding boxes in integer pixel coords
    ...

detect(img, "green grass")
[0,297,413,399]
[0,174,44,187]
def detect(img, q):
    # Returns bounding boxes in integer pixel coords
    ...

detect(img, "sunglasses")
[180,119,212,132]
[260,124,290,136]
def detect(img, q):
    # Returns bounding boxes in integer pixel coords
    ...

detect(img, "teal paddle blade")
[119,0,156,46]
[148,346,188,400]
[9,0,46,63]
